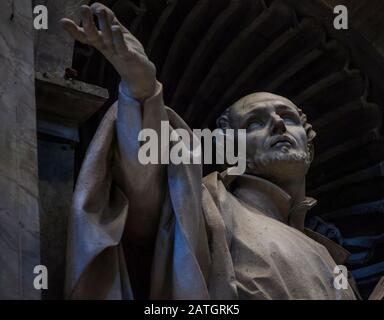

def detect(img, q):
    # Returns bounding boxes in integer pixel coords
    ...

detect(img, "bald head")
[231,92,298,111]
[217,92,315,143]
[218,92,300,129]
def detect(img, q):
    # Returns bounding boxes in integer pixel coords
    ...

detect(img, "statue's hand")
[61,3,156,102]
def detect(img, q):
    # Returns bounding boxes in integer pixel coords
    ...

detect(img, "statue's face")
[229,93,311,180]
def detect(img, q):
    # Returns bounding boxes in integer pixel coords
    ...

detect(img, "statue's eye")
[281,114,297,125]
[247,120,264,131]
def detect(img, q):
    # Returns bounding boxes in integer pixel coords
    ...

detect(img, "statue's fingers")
[91,3,146,57]
[80,5,103,47]
[60,18,87,44]
[90,2,115,24]
[96,9,114,53]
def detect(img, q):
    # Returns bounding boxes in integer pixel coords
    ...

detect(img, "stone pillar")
[0,0,40,299]
[31,0,107,299]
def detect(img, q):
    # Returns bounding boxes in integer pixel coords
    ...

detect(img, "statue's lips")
[270,136,294,148]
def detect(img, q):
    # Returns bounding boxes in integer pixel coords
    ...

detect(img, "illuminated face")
[228,93,311,180]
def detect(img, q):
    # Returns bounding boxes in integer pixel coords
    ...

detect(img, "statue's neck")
[232,174,293,223]
[268,175,306,208]
[231,173,315,230]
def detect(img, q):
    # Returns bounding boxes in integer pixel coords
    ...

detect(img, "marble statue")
[61,3,358,300]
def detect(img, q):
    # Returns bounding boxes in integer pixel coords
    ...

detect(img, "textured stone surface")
[33,0,89,75]
[38,140,74,299]
[36,71,108,128]
[35,73,107,299]
[31,1,105,299]
[0,0,40,299]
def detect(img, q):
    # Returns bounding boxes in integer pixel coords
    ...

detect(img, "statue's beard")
[246,149,311,180]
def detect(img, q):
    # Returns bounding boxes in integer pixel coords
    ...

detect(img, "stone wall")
[33,0,89,76]
[0,0,40,299]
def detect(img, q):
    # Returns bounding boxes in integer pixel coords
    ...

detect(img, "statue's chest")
[228,201,347,299]
[230,204,330,267]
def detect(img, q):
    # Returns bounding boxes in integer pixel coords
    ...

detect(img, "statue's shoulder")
[202,170,236,197]
[202,171,220,191]
[204,169,237,187]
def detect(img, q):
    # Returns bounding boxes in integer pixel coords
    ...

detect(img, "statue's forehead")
[230,92,298,115]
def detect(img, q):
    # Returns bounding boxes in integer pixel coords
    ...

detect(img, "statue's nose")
[271,114,287,134]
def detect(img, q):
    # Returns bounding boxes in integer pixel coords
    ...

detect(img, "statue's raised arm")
[62,3,168,242]
[62,3,209,300]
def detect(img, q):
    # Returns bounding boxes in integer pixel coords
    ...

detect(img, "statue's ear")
[214,108,235,169]
[215,107,231,149]
[302,116,316,163]
[213,127,226,166]
[216,109,231,130]
[308,142,315,163]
